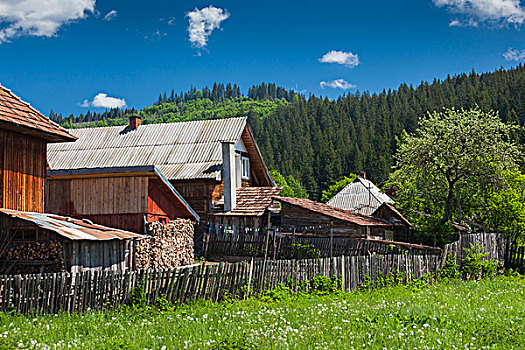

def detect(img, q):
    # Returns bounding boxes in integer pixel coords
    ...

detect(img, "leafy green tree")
[321,174,357,203]
[393,107,522,240]
[270,170,308,198]
[485,170,525,243]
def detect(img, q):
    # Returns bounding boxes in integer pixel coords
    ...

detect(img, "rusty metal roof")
[274,196,394,227]
[0,84,76,142]
[327,176,394,215]
[47,117,248,180]
[0,209,144,241]
[211,187,283,216]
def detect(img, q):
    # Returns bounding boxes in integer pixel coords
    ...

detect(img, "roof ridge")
[68,116,248,131]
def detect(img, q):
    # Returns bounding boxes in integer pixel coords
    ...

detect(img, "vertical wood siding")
[0,128,46,212]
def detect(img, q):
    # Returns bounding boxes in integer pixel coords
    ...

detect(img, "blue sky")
[1,0,525,116]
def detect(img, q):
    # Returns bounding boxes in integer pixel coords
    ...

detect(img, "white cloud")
[0,0,95,43]
[319,50,360,68]
[320,79,356,90]
[186,6,229,48]
[433,0,525,26]
[80,93,127,109]
[103,10,117,21]
[503,47,525,61]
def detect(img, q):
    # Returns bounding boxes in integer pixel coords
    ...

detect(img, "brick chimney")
[129,115,141,130]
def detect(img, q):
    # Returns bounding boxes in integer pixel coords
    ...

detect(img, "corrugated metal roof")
[211,187,283,216]
[327,177,394,215]
[0,209,144,241]
[0,83,76,142]
[274,196,393,227]
[47,117,247,180]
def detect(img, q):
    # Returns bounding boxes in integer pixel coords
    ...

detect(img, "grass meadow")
[0,276,523,349]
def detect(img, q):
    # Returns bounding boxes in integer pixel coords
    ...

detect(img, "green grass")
[1,276,524,349]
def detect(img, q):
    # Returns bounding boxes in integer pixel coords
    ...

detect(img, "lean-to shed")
[0,209,143,274]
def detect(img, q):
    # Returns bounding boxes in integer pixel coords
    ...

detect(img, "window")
[159,217,167,224]
[241,156,250,180]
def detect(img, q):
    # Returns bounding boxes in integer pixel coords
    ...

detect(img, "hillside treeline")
[51,65,525,199]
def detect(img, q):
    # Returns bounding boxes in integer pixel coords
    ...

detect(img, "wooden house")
[273,196,404,240]
[47,117,279,240]
[327,175,394,216]
[0,83,143,273]
[46,165,199,233]
[371,202,415,242]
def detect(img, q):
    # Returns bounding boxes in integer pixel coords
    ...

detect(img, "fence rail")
[204,232,440,259]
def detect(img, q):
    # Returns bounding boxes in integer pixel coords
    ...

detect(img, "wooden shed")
[46,165,199,233]
[0,83,76,213]
[273,196,402,240]
[0,209,144,274]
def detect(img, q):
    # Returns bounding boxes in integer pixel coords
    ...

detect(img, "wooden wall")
[64,240,133,273]
[46,176,148,216]
[0,128,47,212]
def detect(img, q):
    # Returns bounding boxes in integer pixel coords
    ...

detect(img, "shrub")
[290,243,321,259]
[128,281,147,308]
[260,283,293,302]
[440,254,460,280]
[461,244,498,280]
[309,275,342,295]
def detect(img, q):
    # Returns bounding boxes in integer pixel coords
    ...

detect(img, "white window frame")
[241,156,250,180]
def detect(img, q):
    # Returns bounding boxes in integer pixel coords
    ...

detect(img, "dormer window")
[241,156,250,180]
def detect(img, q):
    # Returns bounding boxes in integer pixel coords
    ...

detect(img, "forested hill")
[51,65,525,199]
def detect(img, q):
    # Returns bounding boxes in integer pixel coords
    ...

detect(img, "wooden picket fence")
[442,233,508,265]
[204,232,440,259]
[0,254,442,315]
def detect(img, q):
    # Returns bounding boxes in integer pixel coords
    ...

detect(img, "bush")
[289,243,321,259]
[309,275,342,295]
[128,281,147,308]
[440,254,460,280]
[260,283,293,302]
[461,244,498,280]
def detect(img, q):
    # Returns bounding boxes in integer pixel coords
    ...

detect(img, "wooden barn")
[0,83,143,274]
[46,165,199,233]
[46,117,279,242]
[273,196,407,240]
[0,84,76,212]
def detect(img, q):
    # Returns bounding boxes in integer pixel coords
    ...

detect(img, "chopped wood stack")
[135,219,195,269]
[0,240,64,274]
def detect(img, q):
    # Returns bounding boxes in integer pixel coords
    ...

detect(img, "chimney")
[358,171,366,179]
[129,114,141,130]
[222,141,236,211]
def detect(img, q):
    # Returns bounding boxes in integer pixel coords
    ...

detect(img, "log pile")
[135,219,195,269]
[0,240,64,274]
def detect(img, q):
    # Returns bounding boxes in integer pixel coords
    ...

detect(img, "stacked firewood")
[0,240,64,274]
[1,240,63,262]
[135,219,195,269]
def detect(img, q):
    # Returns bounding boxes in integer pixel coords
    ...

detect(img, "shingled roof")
[47,117,273,183]
[211,187,283,216]
[274,196,394,227]
[0,84,76,142]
